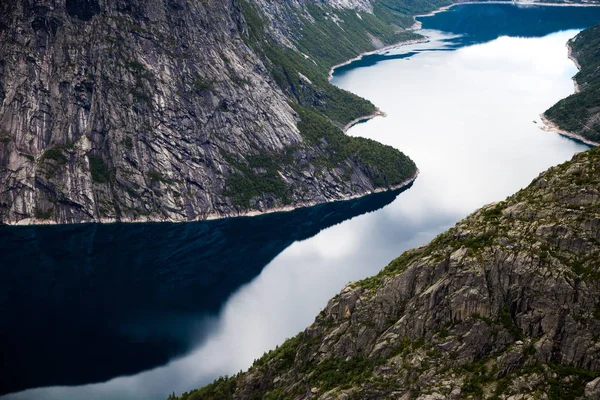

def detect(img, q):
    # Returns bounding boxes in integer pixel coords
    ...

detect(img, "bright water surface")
[2,4,600,399]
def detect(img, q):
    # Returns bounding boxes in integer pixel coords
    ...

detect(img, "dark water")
[0,187,407,395]
[3,4,600,400]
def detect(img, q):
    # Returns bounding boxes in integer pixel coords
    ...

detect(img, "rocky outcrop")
[0,0,426,225]
[179,146,600,399]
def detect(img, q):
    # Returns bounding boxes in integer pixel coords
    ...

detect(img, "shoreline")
[539,114,599,146]
[12,0,597,227]
[328,37,430,132]
[328,37,429,81]
[329,0,600,133]
[343,108,387,132]
[418,0,600,14]
[538,35,598,147]
[567,42,581,93]
[7,171,420,226]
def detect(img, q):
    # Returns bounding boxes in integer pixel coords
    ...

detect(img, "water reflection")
[0,187,408,396]
[4,4,600,400]
[419,3,600,46]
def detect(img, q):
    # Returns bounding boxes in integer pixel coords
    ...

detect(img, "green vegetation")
[253,333,302,370]
[294,105,416,186]
[173,376,237,400]
[34,207,54,219]
[221,148,293,208]
[305,356,380,391]
[20,152,35,162]
[545,24,600,143]
[39,146,70,178]
[89,156,111,184]
[239,0,388,127]
[40,147,68,164]
[221,103,416,209]
[147,170,172,184]
[490,363,600,400]
[216,1,424,209]
[122,136,133,150]
[293,5,420,68]
[192,78,213,93]
[499,305,522,340]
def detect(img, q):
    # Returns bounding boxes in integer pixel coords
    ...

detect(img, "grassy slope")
[545,24,600,143]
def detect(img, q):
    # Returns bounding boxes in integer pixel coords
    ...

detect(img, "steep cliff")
[544,24,600,146]
[0,0,439,224]
[176,146,600,399]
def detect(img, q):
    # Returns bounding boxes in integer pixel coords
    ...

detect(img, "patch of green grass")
[192,78,213,92]
[41,147,68,164]
[89,156,111,184]
[547,363,599,400]
[20,152,35,162]
[123,136,133,150]
[39,146,70,178]
[34,207,54,219]
[147,170,172,184]
[499,305,522,340]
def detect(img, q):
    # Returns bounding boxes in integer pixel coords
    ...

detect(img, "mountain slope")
[0,0,452,225]
[544,24,600,145]
[175,145,600,400]
[167,10,600,400]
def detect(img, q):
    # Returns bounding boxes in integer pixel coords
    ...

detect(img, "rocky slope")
[176,146,600,399]
[0,0,437,225]
[545,24,600,145]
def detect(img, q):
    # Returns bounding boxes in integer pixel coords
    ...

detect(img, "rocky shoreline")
[342,108,387,132]
[539,36,599,147]
[7,171,419,226]
[539,114,599,146]
[568,42,582,93]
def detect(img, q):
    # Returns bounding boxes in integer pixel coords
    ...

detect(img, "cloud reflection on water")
[4,17,594,400]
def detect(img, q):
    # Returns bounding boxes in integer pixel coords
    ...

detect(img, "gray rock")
[193,147,600,399]
[0,0,418,224]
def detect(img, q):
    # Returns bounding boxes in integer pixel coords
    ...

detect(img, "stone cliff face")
[0,0,421,224]
[179,147,600,399]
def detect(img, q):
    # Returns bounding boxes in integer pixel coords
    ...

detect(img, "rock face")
[179,146,600,399]
[0,0,423,224]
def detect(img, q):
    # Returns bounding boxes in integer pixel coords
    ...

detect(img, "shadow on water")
[0,185,410,395]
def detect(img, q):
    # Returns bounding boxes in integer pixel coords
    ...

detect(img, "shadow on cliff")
[0,185,409,395]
